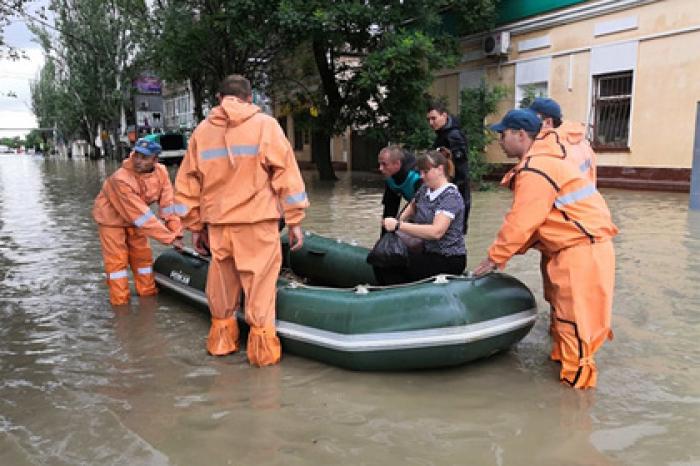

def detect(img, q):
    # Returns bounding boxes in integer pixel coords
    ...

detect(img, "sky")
[0,14,45,139]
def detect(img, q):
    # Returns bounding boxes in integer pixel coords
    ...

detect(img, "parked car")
[146,131,188,165]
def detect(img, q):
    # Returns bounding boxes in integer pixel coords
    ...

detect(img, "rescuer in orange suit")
[529,97,599,359]
[173,74,309,367]
[473,109,618,389]
[93,138,184,306]
[530,97,596,184]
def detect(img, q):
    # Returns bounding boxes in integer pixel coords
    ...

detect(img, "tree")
[30,0,150,157]
[0,0,34,59]
[269,1,497,180]
[460,80,510,184]
[149,0,293,121]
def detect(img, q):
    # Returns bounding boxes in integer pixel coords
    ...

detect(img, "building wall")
[433,0,700,188]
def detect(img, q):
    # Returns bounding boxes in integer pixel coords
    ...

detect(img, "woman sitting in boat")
[375,148,467,285]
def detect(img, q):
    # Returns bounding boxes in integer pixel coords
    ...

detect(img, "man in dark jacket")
[378,145,423,221]
[427,101,470,233]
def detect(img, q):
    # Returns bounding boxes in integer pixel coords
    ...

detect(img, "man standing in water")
[427,100,470,233]
[474,108,618,389]
[93,138,184,306]
[173,74,308,367]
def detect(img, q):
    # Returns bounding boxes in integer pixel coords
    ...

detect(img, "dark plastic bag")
[366,232,409,267]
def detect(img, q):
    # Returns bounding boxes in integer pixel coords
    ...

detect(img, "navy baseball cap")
[529,97,562,120]
[490,108,542,133]
[133,138,162,157]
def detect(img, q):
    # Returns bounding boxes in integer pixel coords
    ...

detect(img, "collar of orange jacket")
[526,130,566,159]
[208,96,260,127]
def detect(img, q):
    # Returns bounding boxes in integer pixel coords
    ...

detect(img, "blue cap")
[529,97,562,120]
[133,138,161,157]
[490,108,542,133]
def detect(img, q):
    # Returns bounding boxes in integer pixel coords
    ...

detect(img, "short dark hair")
[552,116,562,128]
[218,74,252,99]
[427,99,448,114]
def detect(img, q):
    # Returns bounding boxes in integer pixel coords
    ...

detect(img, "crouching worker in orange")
[174,74,309,367]
[473,109,618,389]
[93,138,184,306]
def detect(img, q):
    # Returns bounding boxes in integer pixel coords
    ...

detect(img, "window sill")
[592,146,631,153]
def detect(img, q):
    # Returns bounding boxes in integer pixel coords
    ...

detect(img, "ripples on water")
[0,155,698,465]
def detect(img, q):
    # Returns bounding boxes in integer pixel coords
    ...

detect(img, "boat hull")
[154,233,537,370]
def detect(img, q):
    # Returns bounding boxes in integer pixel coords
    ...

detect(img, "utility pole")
[690,102,700,210]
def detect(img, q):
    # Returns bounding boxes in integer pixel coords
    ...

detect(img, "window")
[293,124,304,151]
[516,82,548,108]
[591,71,633,150]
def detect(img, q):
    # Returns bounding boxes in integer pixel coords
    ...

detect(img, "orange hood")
[207,97,260,128]
[558,120,586,145]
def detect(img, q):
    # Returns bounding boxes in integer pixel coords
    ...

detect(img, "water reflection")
[0,155,698,465]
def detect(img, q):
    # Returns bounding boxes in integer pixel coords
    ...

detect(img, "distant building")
[432,0,700,191]
[133,73,164,136]
[162,81,198,131]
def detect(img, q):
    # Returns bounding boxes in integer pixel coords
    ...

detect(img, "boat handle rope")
[284,272,486,294]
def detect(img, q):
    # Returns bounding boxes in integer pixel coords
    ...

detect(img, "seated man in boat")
[378,145,422,233]
[473,108,618,389]
[93,138,184,306]
[375,148,466,285]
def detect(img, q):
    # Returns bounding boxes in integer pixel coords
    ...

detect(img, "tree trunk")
[191,78,205,123]
[311,129,337,181]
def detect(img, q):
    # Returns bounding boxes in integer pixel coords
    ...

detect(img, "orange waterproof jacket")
[537,121,596,184]
[174,97,309,231]
[489,135,618,267]
[93,154,181,244]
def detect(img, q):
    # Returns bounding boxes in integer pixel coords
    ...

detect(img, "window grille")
[591,71,633,150]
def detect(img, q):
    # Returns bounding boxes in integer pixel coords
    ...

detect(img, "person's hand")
[171,237,184,251]
[473,258,497,277]
[288,224,304,251]
[383,217,398,232]
[193,227,210,256]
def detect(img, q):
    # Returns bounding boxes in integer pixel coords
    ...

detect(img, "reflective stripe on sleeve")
[137,267,153,275]
[161,204,188,216]
[554,183,596,209]
[109,269,128,280]
[134,210,155,227]
[579,159,591,173]
[286,192,307,205]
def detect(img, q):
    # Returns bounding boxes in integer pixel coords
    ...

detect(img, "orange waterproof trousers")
[547,240,615,389]
[205,221,282,366]
[539,253,560,361]
[98,225,157,305]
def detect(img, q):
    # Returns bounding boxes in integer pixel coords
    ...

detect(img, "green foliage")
[150,0,293,115]
[30,0,150,153]
[459,80,510,183]
[518,84,547,108]
[269,1,496,179]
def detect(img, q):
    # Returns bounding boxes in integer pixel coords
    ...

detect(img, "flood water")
[1,154,698,465]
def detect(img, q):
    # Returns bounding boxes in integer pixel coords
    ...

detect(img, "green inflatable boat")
[153,232,537,371]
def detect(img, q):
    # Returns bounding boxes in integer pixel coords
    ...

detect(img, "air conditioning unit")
[483,31,510,57]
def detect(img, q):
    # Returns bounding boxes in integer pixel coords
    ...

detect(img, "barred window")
[591,71,633,150]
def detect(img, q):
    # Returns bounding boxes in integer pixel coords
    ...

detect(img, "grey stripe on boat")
[155,273,537,352]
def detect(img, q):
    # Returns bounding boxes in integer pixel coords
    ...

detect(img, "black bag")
[366,232,408,267]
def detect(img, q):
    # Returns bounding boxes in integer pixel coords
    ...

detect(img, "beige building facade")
[432,0,700,191]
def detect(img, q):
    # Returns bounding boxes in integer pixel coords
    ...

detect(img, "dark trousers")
[374,252,466,285]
